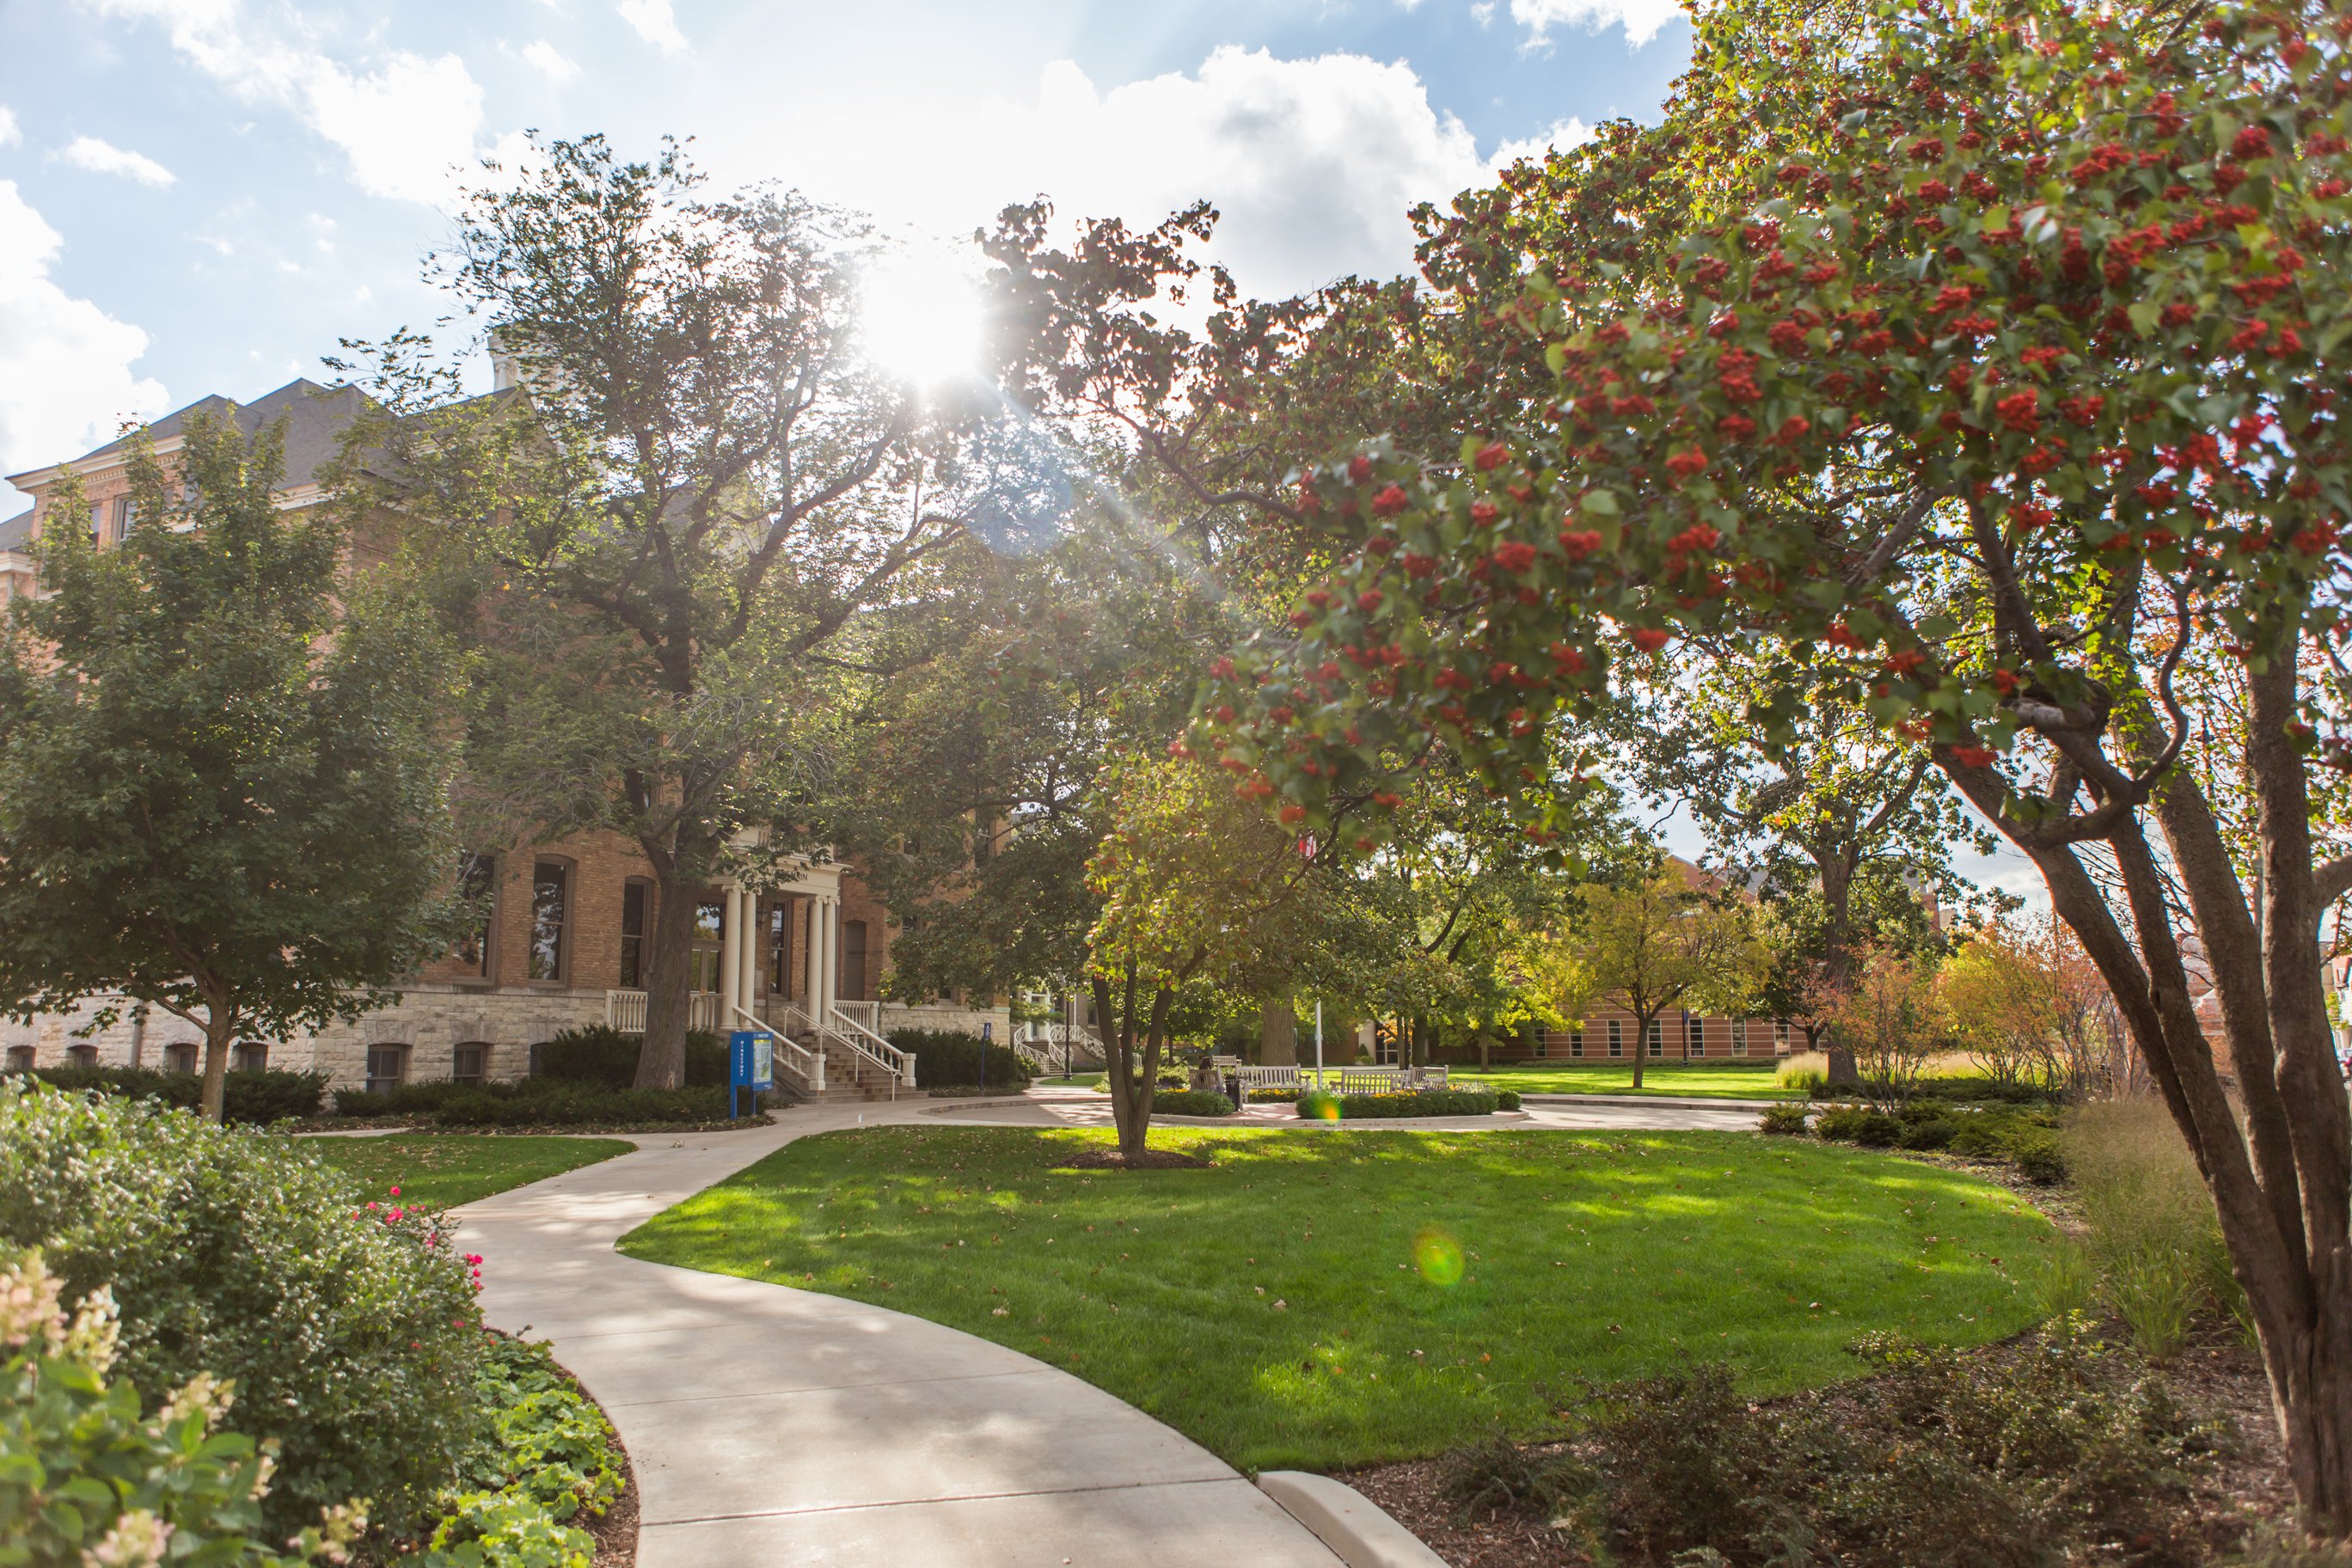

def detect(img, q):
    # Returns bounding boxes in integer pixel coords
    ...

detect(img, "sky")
[0,0,1690,505]
[0,0,2043,906]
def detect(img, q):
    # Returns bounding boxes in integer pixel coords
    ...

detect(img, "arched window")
[452,1042,491,1085]
[619,879,652,989]
[529,860,573,982]
[364,1043,408,1094]
[233,1040,270,1073]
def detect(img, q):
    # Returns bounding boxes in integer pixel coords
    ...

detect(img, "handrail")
[729,1001,824,1093]
[603,989,725,1035]
[827,1003,916,1091]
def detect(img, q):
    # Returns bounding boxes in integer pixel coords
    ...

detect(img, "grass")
[306,1133,634,1208]
[1451,1063,1794,1099]
[620,1125,2054,1472]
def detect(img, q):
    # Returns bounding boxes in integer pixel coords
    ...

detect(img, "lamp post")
[1314,1000,1324,1093]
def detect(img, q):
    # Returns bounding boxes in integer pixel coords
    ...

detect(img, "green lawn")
[1451,1064,1796,1099]
[620,1125,2054,1472]
[307,1134,634,1208]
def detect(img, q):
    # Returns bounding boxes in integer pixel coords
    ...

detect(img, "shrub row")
[529,1025,726,1089]
[1149,1088,1237,1117]
[4,1063,328,1124]
[1447,1321,2222,1568]
[1813,1074,2046,1106]
[0,1081,484,1538]
[1298,1087,1517,1118]
[1805,1100,2069,1182]
[332,1075,738,1129]
[888,1028,1032,1090]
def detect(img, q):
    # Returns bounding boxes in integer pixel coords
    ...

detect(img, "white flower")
[62,1285,120,1376]
[0,1252,65,1351]
[83,1509,172,1568]
[157,1372,235,1432]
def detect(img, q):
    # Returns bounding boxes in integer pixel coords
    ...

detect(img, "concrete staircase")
[767,1028,906,1104]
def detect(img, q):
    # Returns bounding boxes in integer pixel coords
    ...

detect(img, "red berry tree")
[1203,0,2352,1529]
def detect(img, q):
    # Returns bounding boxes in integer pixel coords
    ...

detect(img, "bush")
[2007,1129,2069,1185]
[1150,1088,1236,1117]
[0,1081,486,1537]
[1899,1117,1957,1151]
[889,1029,1031,1091]
[0,1249,367,1568]
[1759,1102,1812,1136]
[530,1025,725,1088]
[1775,1051,1829,1096]
[1302,1088,1504,1118]
[1815,1105,1901,1146]
[1495,1088,1522,1111]
[333,1076,736,1128]
[1539,1319,2221,1568]
[7,1063,328,1124]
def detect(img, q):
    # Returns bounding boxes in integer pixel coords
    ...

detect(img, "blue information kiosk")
[729,1030,773,1120]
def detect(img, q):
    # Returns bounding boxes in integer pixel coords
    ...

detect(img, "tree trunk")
[1093,969,1162,1164]
[198,1000,235,1124]
[1629,1010,1647,1089]
[634,858,705,1090]
[1260,991,1296,1066]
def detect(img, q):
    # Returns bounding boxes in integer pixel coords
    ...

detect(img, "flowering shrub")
[0,1081,487,1537]
[0,1249,367,1567]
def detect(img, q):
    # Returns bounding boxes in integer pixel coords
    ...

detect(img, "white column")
[818,893,837,1018]
[718,885,744,1021]
[800,896,818,1014]
[741,894,762,1014]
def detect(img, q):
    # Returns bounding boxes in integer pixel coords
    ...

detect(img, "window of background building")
[768,901,792,995]
[1774,1019,1792,1050]
[365,1044,407,1094]
[165,1043,197,1075]
[67,1044,98,1069]
[1571,1026,1585,1057]
[1733,1019,1749,1056]
[452,1042,489,1085]
[454,853,495,977]
[842,920,868,1002]
[233,1040,269,1073]
[110,495,135,542]
[4,1046,30,1071]
[1607,1020,1622,1057]
[619,880,651,989]
[690,901,726,992]
[1648,1018,1664,1057]
[529,861,569,981]
[1687,1014,1706,1057]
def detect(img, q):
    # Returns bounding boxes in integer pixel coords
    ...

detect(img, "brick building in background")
[0,380,1004,1095]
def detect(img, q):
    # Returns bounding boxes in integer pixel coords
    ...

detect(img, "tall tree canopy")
[1191,0,2352,1531]
[0,415,459,1119]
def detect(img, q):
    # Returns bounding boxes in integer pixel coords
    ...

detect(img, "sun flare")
[859,245,985,388]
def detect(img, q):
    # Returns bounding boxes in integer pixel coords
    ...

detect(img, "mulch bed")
[1336,1316,2298,1568]
[587,1436,638,1568]
[1050,1148,1212,1170]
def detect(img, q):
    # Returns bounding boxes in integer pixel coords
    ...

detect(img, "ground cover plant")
[430,1335,625,1568]
[1453,1064,1790,1100]
[308,1135,633,1210]
[619,1124,2052,1471]
[3,1063,328,1124]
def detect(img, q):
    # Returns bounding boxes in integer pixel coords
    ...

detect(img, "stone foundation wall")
[879,1001,1014,1040]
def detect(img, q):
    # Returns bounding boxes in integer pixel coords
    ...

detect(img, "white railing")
[828,1004,916,1091]
[729,1002,823,1094]
[1021,1022,1107,1069]
[604,989,725,1035]
[1234,1063,1449,1097]
[834,1000,881,1035]
[1011,1038,1056,1074]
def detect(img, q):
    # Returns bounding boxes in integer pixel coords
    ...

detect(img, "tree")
[335,136,989,1087]
[1830,944,1942,1104]
[1934,921,2055,1087]
[1197,0,2352,1529]
[0,415,459,1120]
[1541,864,1767,1089]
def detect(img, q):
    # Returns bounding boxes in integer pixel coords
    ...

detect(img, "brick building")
[0,379,1003,1095]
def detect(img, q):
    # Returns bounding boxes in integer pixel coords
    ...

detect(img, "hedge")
[332,1076,737,1128]
[1300,1087,1508,1118]
[890,1028,1032,1090]
[4,1063,328,1124]
[529,1025,726,1088]
[1149,1088,1236,1117]
[0,1081,485,1538]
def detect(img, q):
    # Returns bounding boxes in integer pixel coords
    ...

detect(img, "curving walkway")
[459,1090,1763,1565]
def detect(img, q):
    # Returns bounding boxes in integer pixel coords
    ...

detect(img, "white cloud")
[1492,115,1594,168]
[616,0,686,53]
[59,134,176,187]
[1511,0,1685,48]
[82,0,494,205]
[521,40,579,82]
[0,107,19,149]
[947,48,1534,297]
[0,181,168,498]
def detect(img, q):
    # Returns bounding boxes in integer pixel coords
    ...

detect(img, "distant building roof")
[0,506,31,554]
[4,379,373,493]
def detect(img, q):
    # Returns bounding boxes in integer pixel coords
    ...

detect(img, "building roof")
[4,379,374,493]
[0,506,31,554]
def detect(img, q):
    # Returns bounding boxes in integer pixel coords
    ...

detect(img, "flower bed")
[1297,1087,1518,1118]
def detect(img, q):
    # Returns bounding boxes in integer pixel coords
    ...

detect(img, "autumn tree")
[0,415,459,1120]
[335,136,995,1088]
[1195,0,2352,1529]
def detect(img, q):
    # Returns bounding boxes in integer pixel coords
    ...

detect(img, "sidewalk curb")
[1256,1472,1448,1567]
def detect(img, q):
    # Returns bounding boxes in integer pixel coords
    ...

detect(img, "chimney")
[488,327,521,393]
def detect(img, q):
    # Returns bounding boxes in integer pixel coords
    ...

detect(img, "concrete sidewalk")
[457,1106,1341,1568]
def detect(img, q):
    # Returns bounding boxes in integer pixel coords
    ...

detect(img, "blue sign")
[730,1030,773,1089]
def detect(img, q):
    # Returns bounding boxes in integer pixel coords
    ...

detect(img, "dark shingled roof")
[9,379,373,492]
[0,507,31,554]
